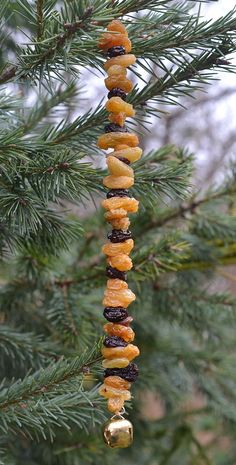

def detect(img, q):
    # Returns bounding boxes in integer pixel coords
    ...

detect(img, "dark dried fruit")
[106,266,127,281]
[103,306,128,322]
[108,229,132,243]
[107,46,126,58]
[106,189,130,199]
[104,363,139,382]
[104,123,128,133]
[104,336,127,347]
[117,157,130,165]
[108,87,127,101]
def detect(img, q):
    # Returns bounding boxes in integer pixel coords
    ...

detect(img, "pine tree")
[1,0,236,463]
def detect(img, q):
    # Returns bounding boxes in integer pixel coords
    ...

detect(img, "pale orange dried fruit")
[108,112,126,126]
[104,376,131,390]
[116,144,130,150]
[107,20,128,36]
[102,239,134,256]
[108,253,133,271]
[99,384,131,400]
[99,33,131,53]
[102,197,139,212]
[98,132,139,149]
[107,397,125,414]
[103,288,136,307]
[104,323,135,342]
[111,217,130,230]
[102,344,140,361]
[105,75,133,92]
[105,97,135,117]
[103,175,134,189]
[107,279,128,290]
[102,357,130,368]
[104,208,127,221]
[107,156,134,177]
[104,54,136,71]
[112,147,143,163]
[107,65,127,76]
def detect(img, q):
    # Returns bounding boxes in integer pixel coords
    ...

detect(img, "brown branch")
[0,66,17,85]
[36,0,44,41]
[142,186,236,233]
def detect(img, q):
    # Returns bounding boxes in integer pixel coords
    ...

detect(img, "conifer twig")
[0,352,102,411]
[36,0,44,40]
[0,7,94,85]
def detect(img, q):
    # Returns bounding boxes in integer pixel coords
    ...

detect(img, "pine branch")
[190,213,236,242]
[132,7,236,60]
[132,147,193,204]
[23,82,78,134]
[0,1,232,88]
[130,42,235,114]
[0,348,103,439]
[0,92,21,118]
[140,181,236,232]
[36,0,44,41]
[0,325,59,372]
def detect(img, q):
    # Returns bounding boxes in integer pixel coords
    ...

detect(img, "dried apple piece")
[102,357,130,368]
[105,76,133,92]
[105,97,135,117]
[107,279,128,290]
[107,156,134,177]
[104,54,136,71]
[99,33,131,53]
[104,323,135,342]
[107,397,125,414]
[108,112,126,126]
[104,208,127,221]
[105,376,131,390]
[107,20,128,36]
[99,384,131,400]
[103,288,136,307]
[111,147,143,163]
[111,217,130,230]
[107,65,127,77]
[103,175,134,189]
[102,196,139,212]
[102,344,140,361]
[108,254,133,271]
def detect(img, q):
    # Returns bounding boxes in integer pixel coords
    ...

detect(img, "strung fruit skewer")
[97,20,141,449]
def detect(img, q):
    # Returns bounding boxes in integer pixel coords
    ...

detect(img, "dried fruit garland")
[97,20,141,448]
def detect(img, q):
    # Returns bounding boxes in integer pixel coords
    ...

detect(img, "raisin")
[117,156,130,165]
[103,306,128,322]
[108,229,132,243]
[107,45,126,58]
[103,336,127,347]
[97,132,139,150]
[106,189,130,199]
[103,175,134,189]
[104,123,128,133]
[108,88,127,101]
[106,266,127,281]
[104,363,139,382]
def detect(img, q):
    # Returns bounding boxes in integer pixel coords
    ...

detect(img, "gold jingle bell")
[103,415,133,448]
